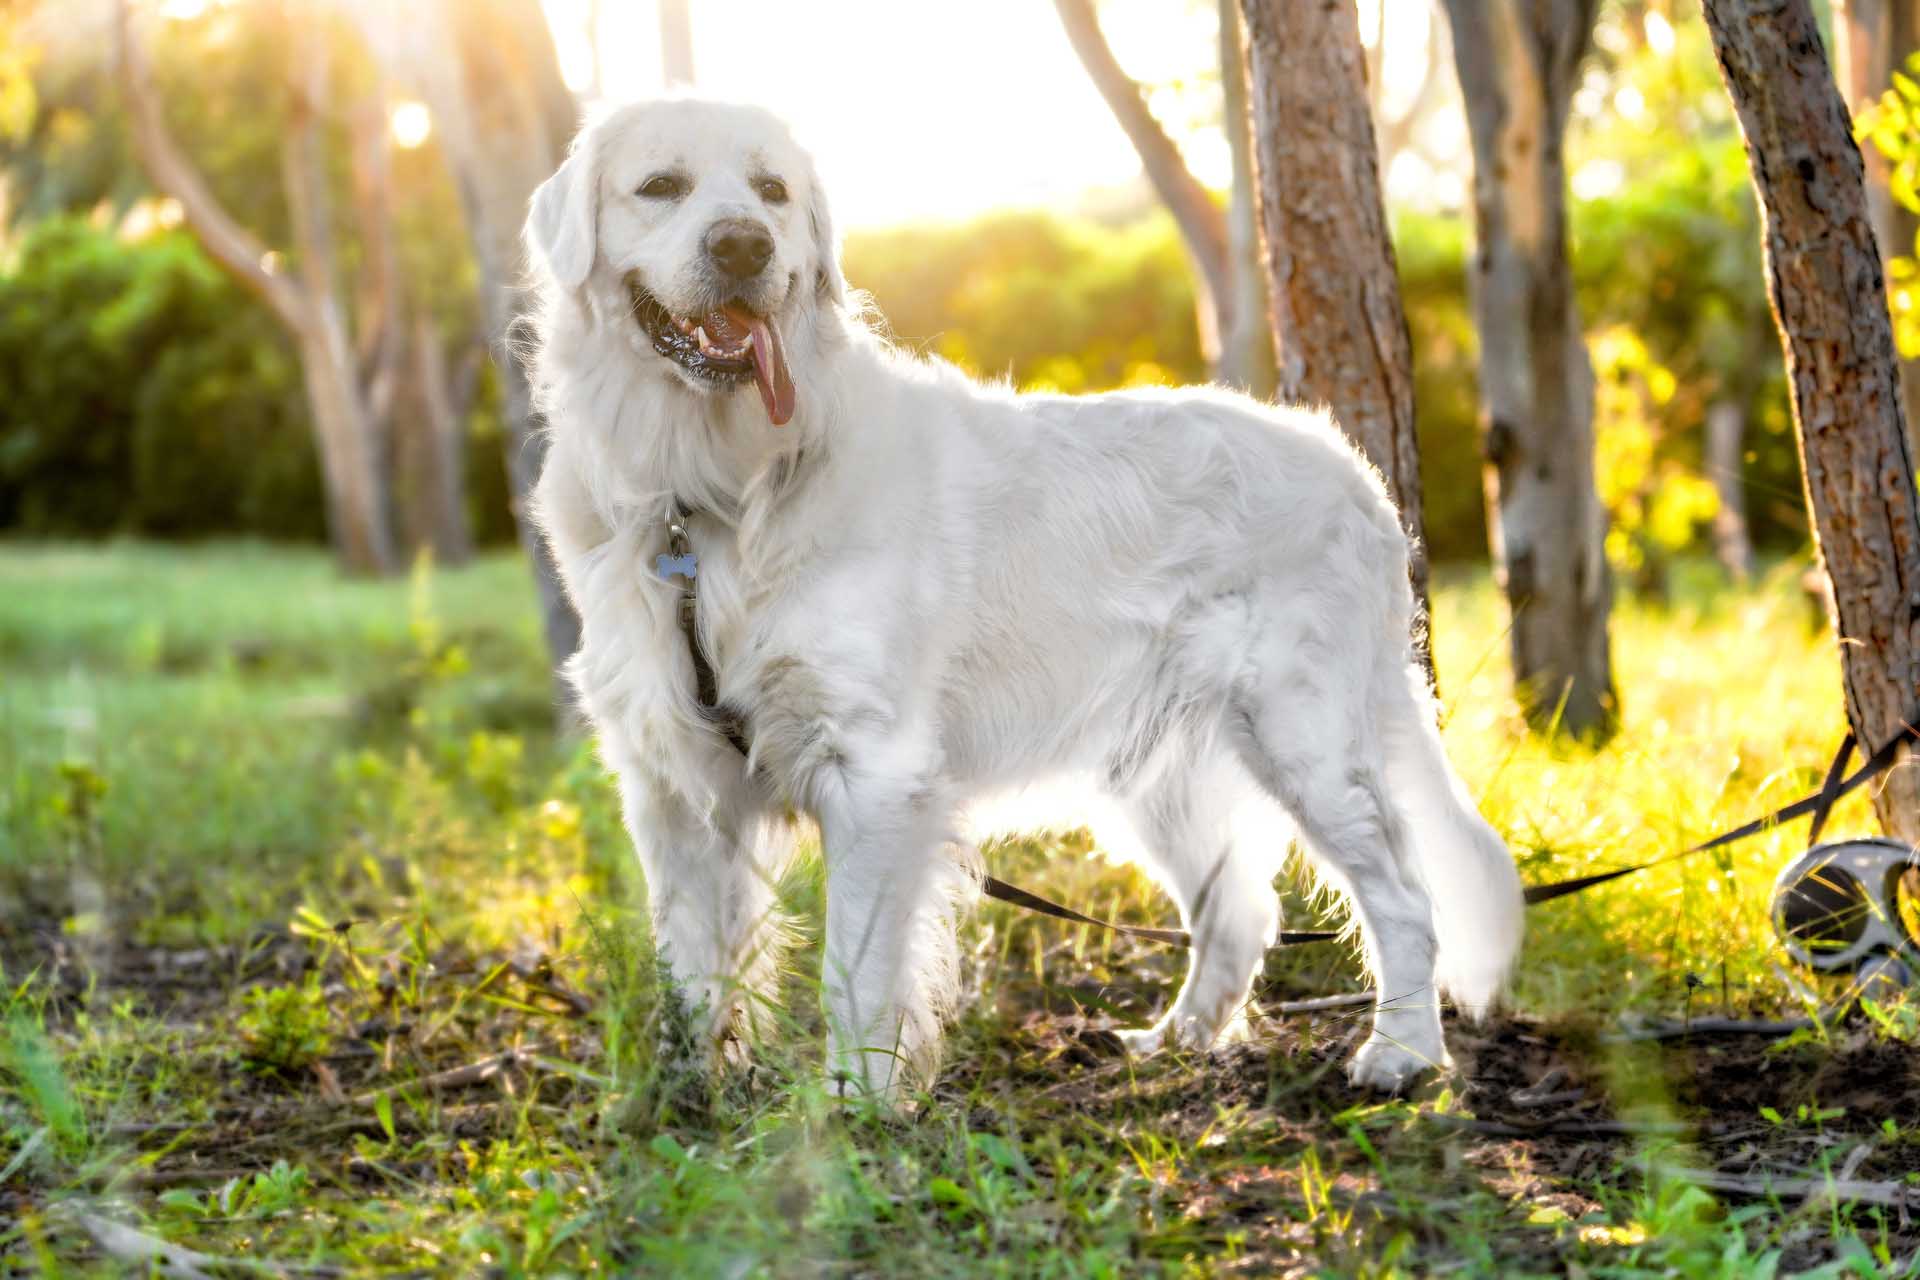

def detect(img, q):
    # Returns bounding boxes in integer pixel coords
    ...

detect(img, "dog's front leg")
[814,760,953,1103]
[609,743,795,1057]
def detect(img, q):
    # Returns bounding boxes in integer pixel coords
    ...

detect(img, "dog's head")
[525,99,845,428]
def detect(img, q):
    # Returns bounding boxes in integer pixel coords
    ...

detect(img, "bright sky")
[539,0,1234,231]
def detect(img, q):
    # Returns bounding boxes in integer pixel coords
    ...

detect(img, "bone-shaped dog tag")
[656,552,697,582]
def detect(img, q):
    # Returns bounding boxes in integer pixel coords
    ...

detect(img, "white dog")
[523,98,1523,1100]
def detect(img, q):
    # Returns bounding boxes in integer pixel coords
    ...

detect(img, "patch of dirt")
[950,941,1920,1274]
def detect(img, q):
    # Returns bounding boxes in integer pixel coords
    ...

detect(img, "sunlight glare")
[545,0,1223,230]
[390,101,432,151]
[1644,10,1676,57]
[1571,158,1626,201]
[159,0,210,17]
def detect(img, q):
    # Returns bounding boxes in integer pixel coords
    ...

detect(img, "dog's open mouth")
[628,279,796,426]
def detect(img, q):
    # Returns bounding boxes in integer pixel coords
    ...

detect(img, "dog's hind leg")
[1108,758,1289,1055]
[1225,642,1448,1092]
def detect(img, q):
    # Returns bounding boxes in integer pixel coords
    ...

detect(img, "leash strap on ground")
[979,875,1341,949]
[984,704,1919,952]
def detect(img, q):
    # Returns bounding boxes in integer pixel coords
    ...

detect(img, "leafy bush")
[0,215,319,538]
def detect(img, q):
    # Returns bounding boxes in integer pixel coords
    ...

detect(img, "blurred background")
[0,0,1868,594]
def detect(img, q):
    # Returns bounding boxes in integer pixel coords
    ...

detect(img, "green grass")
[2,541,1917,1277]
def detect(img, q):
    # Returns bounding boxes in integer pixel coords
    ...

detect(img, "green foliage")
[2,1011,87,1160]
[237,977,334,1073]
[0,2,516,548]
[845,209,1207,393]
[1592,326,1722,592]
[1859,52,1920,358]
[0,215,317,538]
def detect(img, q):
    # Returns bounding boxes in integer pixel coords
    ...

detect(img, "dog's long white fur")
[523,99,1524,1097]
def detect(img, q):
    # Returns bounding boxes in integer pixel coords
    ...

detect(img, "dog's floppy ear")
[804,160,847,306]
[526,131,599,290]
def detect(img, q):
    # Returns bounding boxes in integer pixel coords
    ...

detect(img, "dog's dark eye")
[756,177,789,205]
[638,174,687,200]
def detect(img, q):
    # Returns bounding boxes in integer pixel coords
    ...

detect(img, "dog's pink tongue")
[723,304,794,427]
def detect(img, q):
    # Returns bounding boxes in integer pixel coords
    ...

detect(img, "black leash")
[1518,704,1916,909]
[977,873,1343,948]
[980,706,1915,954]
[665,504,753,757]
[664,505,1918,952]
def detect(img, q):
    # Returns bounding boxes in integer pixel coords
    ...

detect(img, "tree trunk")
[1238,0,1436,687]
[1053,0,1237,380]
[1218,0,1275,398]
[281,20,396,575]
[1441,0,1618,739]
[659,0,694,88]
[383,0,583,710]
[297,321,394,575]
[1702,0,1920,844]
[391,314,474,564]
[1705,400,1755,583]
[1834,0,1920,459]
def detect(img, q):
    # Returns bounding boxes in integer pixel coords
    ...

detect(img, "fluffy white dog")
[523,98,1524,1100]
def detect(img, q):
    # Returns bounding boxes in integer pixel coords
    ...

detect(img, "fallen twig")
[526,1054,615,1090]
[74,1211,219,1279]
[1649,1161,1917,1211]
[1606,1016,1814,1043]
[1271,991,1375,1015]
[350,1045,548,1106]
[1427,1114,1693,1138]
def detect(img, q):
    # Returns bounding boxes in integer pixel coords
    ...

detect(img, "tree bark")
[398,313,474,564]
[1218,0,1275,397]
[1702,0,1920,843]
[1441,0,1618,739]
[117,0,396,575]
[1238,0,1436,686]
[1053,0,1237,379]
[1833,0,1920,459]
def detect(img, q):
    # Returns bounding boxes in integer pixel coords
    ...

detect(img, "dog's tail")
[1380,667,1524,1017]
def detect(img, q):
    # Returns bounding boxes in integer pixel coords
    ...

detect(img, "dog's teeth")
[695,326,712,348]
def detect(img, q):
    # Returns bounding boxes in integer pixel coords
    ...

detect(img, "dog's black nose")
[706,220,774,279]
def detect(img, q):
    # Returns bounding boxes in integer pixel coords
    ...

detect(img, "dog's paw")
[1114,1012,1245,1058]
[1113,1025,1168,1056]
[1346,1033,1451,1094]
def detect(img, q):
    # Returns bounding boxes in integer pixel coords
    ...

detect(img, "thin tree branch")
[281,9,341,309]
[1052,0,1232,312]
[348,87,404,429]
[114,0,308,331]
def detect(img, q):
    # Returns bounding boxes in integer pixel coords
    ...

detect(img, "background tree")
[1237,0,1434,683]
[1441,0,1618,739]
[659,0,693,90]
[1053,0,1270,393]
[1702,0,1920,844]
[361,0,583,702]
[117,0,397,575]
[1216,0,1274,398]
